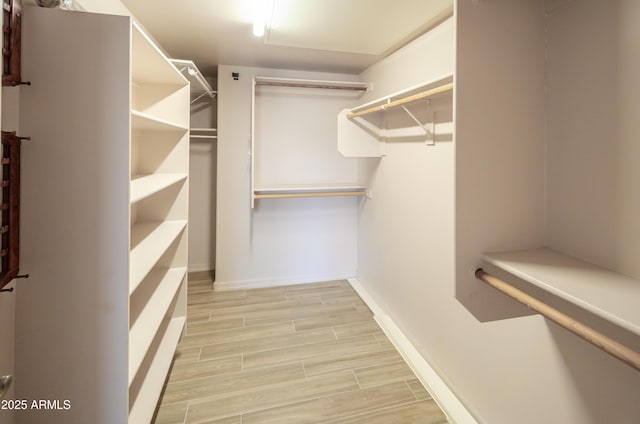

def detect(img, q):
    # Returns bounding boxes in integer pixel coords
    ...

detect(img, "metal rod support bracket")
[399,105,435,145]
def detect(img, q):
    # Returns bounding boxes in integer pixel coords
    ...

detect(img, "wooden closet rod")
[475,269,640,371]
[255,77,369,92]
[254,191,366,200]
[348,82,453,119]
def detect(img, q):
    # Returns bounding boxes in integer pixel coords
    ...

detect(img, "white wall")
[546,0,640,280]
[357,2,640,423]
[216,65,361,288]
[456,1,638,422]
[188,78,217,272]
[0,284,15,424]
[16,8,131,423]
[355,14,467,417]
[0,86,18,424]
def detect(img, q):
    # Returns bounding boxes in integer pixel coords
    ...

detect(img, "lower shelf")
[129,267,186,386]
[481,247,640,337]
[129,316,185,424]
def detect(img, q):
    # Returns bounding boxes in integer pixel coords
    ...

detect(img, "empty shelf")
[128,316,185,424]
[129,267,186,386]
[131,109,188,132]
[130,174,187,204]
[132,22,187,86]
[130,220,187,294]
[481,247,640,336]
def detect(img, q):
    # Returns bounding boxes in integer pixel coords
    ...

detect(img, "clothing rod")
[255,77,369,92]
[190,135,217,139]
[190,69,216,99]
[347,82,454,119]
[256,81,367,91]
[254,191,366,200]
[171,59,216,99]
[474,269,640,371]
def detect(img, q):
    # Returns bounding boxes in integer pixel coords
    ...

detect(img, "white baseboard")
[348,278,478,424]
[214,272,356,291]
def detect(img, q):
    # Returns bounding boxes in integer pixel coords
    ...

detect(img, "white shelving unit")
[18,8,189,424]
[129,20,190,424]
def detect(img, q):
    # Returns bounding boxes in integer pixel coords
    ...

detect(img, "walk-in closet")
[0,1,637,424]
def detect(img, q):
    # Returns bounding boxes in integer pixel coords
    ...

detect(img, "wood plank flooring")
[152,277,448,424]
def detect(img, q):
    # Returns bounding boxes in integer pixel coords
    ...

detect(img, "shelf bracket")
[399,104,435,146]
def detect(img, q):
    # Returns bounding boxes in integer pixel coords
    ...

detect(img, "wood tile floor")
[152,277,448,424]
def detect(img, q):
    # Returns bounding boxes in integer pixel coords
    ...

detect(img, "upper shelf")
[337,74,454,158]
[132,23,187,86]
[481,247,640,337]
[347,74,453,119]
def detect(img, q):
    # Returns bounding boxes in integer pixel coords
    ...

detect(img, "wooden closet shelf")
[480,248,640,337]
[475,268,640,371]
[347,81,453,119]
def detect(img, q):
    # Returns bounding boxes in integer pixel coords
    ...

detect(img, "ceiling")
[120,0,453,77]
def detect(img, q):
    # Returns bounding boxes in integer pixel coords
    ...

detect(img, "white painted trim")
[214,273,356,291]
[348,278,478,424]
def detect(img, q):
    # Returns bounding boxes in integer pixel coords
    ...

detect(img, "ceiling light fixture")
[252,0,274,37]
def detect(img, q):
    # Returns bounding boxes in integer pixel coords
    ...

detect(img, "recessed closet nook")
[1,0,638,423]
